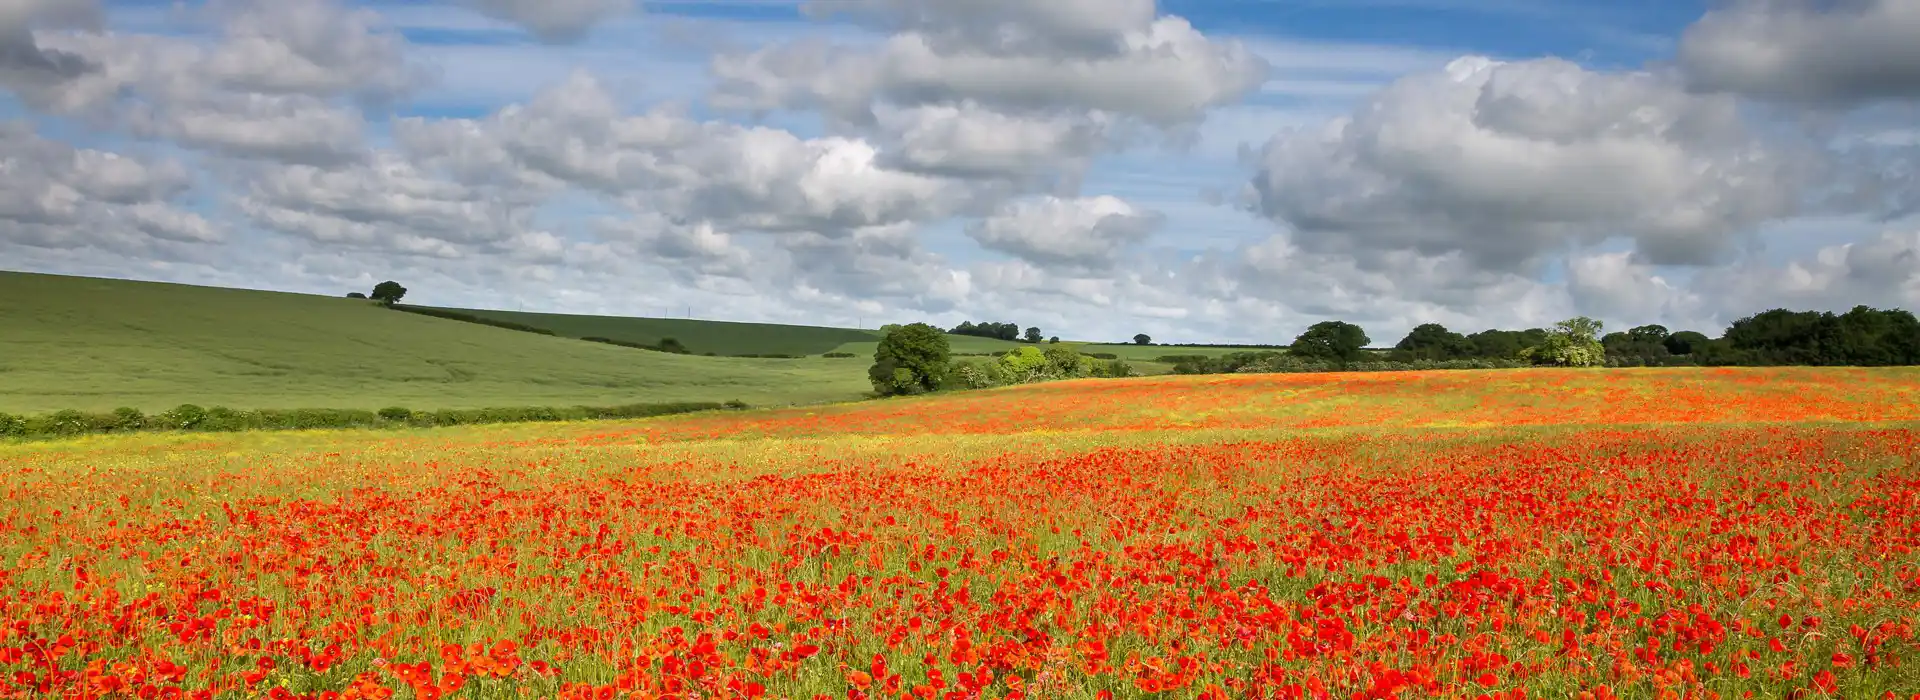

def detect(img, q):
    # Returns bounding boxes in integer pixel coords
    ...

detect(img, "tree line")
[1156,306,1920,375]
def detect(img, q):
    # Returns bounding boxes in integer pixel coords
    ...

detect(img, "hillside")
[0,272,872,414]
[436,307,881,356]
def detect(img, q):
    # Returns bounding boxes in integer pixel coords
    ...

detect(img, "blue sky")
[4,0,1918,343]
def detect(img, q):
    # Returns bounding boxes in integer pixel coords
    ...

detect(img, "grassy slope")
[0,272,872,414]
[438,307,882,356]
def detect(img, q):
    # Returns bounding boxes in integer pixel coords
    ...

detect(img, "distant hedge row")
[0,401,747,441]
[1169,352,1534,375]
[390,305,558,335]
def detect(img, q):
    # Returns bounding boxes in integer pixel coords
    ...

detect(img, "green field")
[0,272,872,413]
[437,307,882,356]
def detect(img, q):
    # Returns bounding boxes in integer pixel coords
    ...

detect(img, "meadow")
[0,273,872,414]
[3,367,1918,699]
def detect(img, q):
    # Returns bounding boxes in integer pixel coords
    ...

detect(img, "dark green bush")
[822,352,857,358]
[1086,352,1119,360]
[112,407,146,431]
[3,401,740,441]
[163,404,207,430]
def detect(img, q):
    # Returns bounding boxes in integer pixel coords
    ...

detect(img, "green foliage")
[392,305,559,335]
[1467,328,1549,360]
[370,281,407,304]
[2,401,742,441]
[1710,306,1920,366]
[1133,334,1152,345]
[1601,324,1673,364]
[822,352,857,358]
[1289,321,1371,363]
[1524,317,1607,367]
[950,321,1021,341]
[996,346,1052,383]
[1173,353,1529,375]
[346,292,367,299]
[871,323,951,396]
[1391,323,1473,361]
[1665,330,1712,356]
[1024,326,1043,344]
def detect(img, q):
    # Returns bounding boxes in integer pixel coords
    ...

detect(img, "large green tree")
[870,323,951,396]
[1525,316,1606,367]
[1392,323,1472,361]
[1289,321,1371,363]
[369,280,407,305]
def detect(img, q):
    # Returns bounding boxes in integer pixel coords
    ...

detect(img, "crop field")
[427,309,881,358]
[0,273,872,413]
[4,367,1920,699]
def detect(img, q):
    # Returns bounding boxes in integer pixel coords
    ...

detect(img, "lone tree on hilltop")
[1023,326,1043,343]
[1133,333,1152,346]
[370,281,407,305]
[1289,321,1371,363]
[870,323,951,396]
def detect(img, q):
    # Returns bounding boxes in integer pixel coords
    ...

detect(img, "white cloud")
[1250,56,1809,273]
[1679,0,1920,105]
[966,195,1161,269]
[458,0,634,44]
[0,120,220,251]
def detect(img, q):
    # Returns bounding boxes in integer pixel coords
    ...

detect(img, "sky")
[3,0,1918,345]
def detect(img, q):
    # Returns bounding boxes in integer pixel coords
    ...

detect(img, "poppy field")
[3,367,1919,700]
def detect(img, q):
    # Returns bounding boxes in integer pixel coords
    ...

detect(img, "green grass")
[434,307,883,356]
[0,272,874,413]
[828,333,1038,357]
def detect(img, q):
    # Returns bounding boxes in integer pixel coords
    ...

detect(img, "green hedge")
[389,305,560,335]
[0,400,749,441]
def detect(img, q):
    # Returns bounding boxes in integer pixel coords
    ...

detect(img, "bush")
[378,406,413,422]
[1086,352,1119,360]
[111,407,146,431]
[0,413,22,437]
[822,352,857,358]
[390,305,558,335]
[163,404,208,430]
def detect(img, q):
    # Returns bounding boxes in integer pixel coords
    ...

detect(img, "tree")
[1048,336,1060,344]
[346,292,367,299]
[1023,326,1043,343]
[1289,321,1370,363]
[1043,346,1090,378]
[1468,328,1549,359]
[1133,334,1152,346]
[1392,323,1472,361]
[1664,330,1711,356]
[370,281,407,305]
[656,337,688,354]
[871,323,951,396]
[1524,316,1606,367]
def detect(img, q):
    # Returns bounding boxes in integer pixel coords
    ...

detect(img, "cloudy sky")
[3,0,1918,344]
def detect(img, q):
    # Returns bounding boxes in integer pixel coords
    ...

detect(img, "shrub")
[111,407,144,429]
[822,352,857,358]
[1086,352,1118,360]
[378,407,413,422]
[163,404,208,430]
[0,413,22,437]
[871,323,951,396]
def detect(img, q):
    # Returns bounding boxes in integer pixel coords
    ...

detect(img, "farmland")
[0,272,873,414]
[3,367,1918,699]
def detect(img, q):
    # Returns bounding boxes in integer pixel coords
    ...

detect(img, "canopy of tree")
[949,321,1021,341]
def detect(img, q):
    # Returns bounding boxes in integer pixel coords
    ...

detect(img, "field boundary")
[0,400,750,442]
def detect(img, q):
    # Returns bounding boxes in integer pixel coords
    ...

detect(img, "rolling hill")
[0,272,873,414]
[433,307,882,356]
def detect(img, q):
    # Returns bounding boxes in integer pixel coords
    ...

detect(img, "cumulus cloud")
[966,195,1161,269]
[1250,56,1808,274]
[1679,0,1920,105]
[0,0,101,103]
[0,121,219,251]
[406,72,990,235]
[237,153,531,258]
